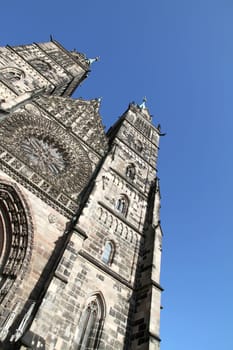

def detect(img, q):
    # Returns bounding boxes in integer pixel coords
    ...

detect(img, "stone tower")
[0,39,163,350]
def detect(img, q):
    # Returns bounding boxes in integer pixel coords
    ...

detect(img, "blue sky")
[1,1,232,349]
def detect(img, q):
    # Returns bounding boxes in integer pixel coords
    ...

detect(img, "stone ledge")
[79,250,133,290]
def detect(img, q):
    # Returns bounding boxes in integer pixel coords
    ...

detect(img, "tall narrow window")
[115,195,129,217]
[101,241,114,265]
[78,300,97,349]
[75,294,105,350]
[126,164,136,181]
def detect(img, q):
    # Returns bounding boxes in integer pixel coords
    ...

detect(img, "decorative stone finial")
[139,96,147,109]
[96,97,102,103]
[87,56,100,65]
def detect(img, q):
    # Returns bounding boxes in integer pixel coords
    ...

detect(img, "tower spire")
[139,96,147,109]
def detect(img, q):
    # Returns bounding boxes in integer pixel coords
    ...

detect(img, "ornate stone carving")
[0,180,33,308]
[24,103,42,117]
[0,113,92,196]
[0,67,25,83]
[21,136,66,175]
[48,213,64,231]
[36,96,108,156]
[0,81,17,102]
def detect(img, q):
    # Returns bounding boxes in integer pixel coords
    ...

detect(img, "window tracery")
[75,294,105,350]
[21,135,67,175]
[115,195,129,217]
[0,113,92,195]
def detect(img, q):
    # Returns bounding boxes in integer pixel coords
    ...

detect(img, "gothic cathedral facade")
[0,39,163,350]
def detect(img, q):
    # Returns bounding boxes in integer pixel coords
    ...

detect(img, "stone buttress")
[0,40,163,350]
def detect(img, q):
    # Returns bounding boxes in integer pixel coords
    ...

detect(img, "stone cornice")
[148,331,161,343]
[151,279,164,292]
[79,250,133,290]
[35,42,73,78]
[79,251,164,293]
[73,225,88,240]
[51,39,89,71]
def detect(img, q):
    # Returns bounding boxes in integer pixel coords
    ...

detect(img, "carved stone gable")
[36,95,108,156]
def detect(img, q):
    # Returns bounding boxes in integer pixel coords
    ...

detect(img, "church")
[0,39,163,349]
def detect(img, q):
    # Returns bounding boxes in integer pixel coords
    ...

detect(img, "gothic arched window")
[101,241,114,265]
[134,139,143,153]
[75,294,105,350]
[115,195,129,217]
[126,164,136,181]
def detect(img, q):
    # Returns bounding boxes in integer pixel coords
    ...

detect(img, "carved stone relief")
[36,96,108,157]
[0,67,25,83]
[0,113,92,197]
[23,103,42,117]
[0,48,53,94]
[48,213,64,231]
[0,152,78,217]
[0,82,17,102]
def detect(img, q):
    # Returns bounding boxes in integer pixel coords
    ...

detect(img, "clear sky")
[1,1,232,349]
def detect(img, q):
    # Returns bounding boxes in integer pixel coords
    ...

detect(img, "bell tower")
[0,40,163,350]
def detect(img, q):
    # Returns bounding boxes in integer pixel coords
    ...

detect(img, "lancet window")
[115,195,129,217]
[101,241,114,265]
[75,294,105,350]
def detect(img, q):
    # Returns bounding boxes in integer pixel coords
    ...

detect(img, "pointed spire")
[97,97,102,103]
[95,97,102,107]
[93,97,102,111]
[139,96,147,109]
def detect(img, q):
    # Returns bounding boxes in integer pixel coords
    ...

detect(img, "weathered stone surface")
[0,40,163,350]
[36,95,108,156]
